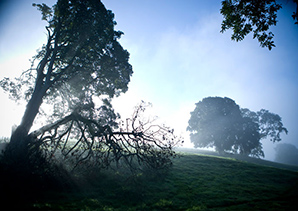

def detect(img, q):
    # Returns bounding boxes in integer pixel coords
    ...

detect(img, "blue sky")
[0,0,297,161]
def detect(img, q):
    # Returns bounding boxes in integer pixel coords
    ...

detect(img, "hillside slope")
[3,153,298,210]
[177,147,298,172]
[169,154,298,210]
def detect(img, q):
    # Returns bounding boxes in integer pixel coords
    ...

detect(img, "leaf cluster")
[220,0,282,50]
[1,0,133,123]
[241,108,288,143]
[292,0,298,24]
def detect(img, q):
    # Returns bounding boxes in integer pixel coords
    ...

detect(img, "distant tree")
[187,97,287,157]
[220,0,298,50]
[0,0,179,173]
[275,143,298,166]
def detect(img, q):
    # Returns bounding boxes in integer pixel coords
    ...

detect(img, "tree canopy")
[220,0,298,50]
[187,97,287,157]
[0,0,180,174]
[1,0,132,138]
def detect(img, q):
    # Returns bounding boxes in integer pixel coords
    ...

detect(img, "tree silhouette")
[241,108,288,143]
[220,0,298,50]
[275,143,298,166]
[187,97,287,157]
[0,0,180,172]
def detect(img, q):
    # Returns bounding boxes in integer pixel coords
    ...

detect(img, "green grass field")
[14,149,296,211]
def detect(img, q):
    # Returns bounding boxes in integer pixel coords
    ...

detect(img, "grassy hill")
[3,151,298,210]
[176,147,298,172]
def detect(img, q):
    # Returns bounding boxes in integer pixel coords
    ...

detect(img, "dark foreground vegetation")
[1,150,297,210]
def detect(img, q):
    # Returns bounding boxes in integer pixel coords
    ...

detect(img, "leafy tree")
[0,0,179,172]
[275,143,298,166]
[241,108,288,142]
[220,0,298,50]
[187,97,287,157]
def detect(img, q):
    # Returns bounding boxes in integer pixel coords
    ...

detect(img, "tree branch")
[29,106,181,172]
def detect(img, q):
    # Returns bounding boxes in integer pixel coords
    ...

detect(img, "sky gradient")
[0,0,297,161]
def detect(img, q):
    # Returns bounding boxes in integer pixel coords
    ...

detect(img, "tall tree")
[0,0,180,171]
[1,0,132,149]
[220,0,298,50]
[187,97,287,157]
[187,97,244,153]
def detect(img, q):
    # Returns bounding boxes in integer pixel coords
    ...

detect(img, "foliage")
[0,0,180,186]
[0,137,9,156]
[0,0,133,141]
[241,108,288,142]
[187,97,259,155]
[293,0,298,24]
[220,0,282,50]
[187,97,287,157]
[275,143,298,166]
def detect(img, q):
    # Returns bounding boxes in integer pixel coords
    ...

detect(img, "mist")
[0,0,298,209]
[275,143,298,166]
[110,1,298,161]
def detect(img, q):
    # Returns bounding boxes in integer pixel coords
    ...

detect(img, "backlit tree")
[187,97,287,157]
[0,0,180,172]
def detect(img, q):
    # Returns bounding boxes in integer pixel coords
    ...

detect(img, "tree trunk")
[7,31,53,161]
[9,88,44,158]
